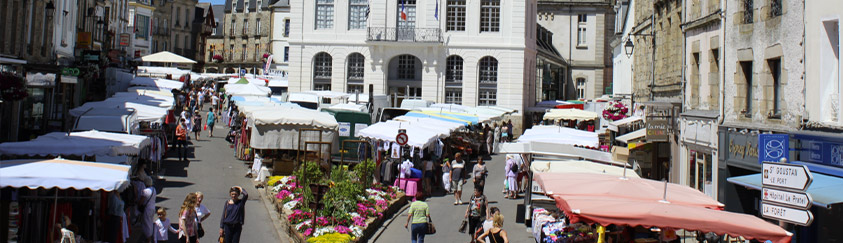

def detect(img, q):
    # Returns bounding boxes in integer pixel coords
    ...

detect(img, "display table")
[393,178,419,197]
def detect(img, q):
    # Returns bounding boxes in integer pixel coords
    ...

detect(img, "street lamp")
[45,1,55,19]
[624,39,635,57]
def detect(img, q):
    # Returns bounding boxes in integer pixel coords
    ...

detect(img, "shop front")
[721,128,843,242]
[678,110,718,200]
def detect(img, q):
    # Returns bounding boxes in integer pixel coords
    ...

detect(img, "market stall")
[551,195,792,243]
[0,158,132,243]
[542,108,600,131]
[129,77,185,90]
[224,83,271,97]
[515,125,599,148]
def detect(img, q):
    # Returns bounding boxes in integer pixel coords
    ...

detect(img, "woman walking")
[476,214,508,243]
[404,193,431,243]
[220,186,248,243]
[441,158,452,194]
[206,108,217,137]
[504,155,518,199]
[464,189,488,243]
[493,124,501,154]
[422,154,434,195]
[192,110,202,140]
[195,191,211,225]
[178,193,198,243]
[450,153,467,205]
[472,158,488,193]
[500,123,509,143]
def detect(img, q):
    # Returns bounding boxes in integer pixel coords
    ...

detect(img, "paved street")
[373,154,534,243]
[153,121,282,243]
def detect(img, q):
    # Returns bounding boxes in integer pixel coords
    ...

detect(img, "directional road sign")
[762,187,813,210]
[395,133,408,146]
[761,202,814,226]
[762,162,813,191]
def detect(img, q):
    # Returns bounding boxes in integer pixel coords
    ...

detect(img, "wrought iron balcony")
[367,27,442,43]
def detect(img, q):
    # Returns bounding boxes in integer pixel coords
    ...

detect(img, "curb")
[256,182,294,242]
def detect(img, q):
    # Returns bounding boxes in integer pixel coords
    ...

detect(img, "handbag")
[426,218,436,235]
[458,219,468,233]
[196,212,205,238]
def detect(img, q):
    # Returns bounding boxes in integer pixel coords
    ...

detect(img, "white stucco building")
[288,0,538,111]
[54,0,80,64]
[805,0,842,127]
[611,0,634,100]
[128,0,155,58]
[269,0,290,76]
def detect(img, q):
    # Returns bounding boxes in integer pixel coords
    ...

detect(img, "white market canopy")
[130,77,185,90]
[137,66,193,76]
[327,103,367,112]
[0,131,151,157]
[516,125,599,147]
[543,108,600,121]
[224,83,271,97]
[69,100,169,122]
[358,118,459,149]
[247,108,339,150]
[0,158,131,191]
[616,129,646,144]
[530,159,639,178]
[500,141,625,167]
[607,116,643,132]
[139,51,197,64]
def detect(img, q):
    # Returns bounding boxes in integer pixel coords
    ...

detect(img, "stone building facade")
[631,0,683,102]
[205,5,226,72]
[287,0,538,112]
[207,0,272,74]
[171,0,199,58]
[537,0,614,100]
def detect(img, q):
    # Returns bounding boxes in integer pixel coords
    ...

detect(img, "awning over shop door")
[616,129,645,144]
[727,171,843,208]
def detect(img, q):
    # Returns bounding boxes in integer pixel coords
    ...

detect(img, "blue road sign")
[759,134,789,164]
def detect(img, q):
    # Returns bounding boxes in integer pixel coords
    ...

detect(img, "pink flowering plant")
[602,100,629,121]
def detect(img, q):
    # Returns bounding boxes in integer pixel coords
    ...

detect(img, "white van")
[73,108,139,134]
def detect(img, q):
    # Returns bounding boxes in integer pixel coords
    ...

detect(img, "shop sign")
[759,134,789,164]
[727,135,759,161]
[645,119,669,142]
[119,33,131,46]
[761,203,813,226]
[61,68,80,77]
[793,134,843,168]
[762,187,812,210]
[76,32,92,47]
[762,162,813,191]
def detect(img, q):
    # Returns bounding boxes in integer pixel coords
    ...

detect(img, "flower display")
[0,72,28,102]
[602,100,629,121]
[270,171,402,240]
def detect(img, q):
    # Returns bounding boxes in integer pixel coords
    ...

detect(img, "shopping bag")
[458,219,468,233]
[204,124,208,130]
[426,221,436,235]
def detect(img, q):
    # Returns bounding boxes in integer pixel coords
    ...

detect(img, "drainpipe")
[801,0,807,128]
[719,0,726,126]
[650,8,656,101]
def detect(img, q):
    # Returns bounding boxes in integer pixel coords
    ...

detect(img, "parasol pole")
[51,189,58,241]
[659,180,669,203]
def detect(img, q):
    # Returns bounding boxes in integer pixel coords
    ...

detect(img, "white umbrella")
[138,51,197,64]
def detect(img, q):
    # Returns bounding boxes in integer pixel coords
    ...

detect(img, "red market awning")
[553,195,792,243]
[534,172,724,209]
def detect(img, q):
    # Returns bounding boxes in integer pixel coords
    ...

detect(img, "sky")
[199,0,226,5]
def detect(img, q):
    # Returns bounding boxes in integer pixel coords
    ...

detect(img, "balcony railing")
[367,27,442,43]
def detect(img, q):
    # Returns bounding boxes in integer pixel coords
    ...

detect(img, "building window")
[446,0,466,31]
[820,20,840,123]
[577,14,587,46]
[742,0,753,24]
[175,7,181,26]
[314,52,333,91]
[478,56,498,84]
[769,58,782,117]
[256,18,261,35]
[445,88,463,104]
[349,0,367,30]
[576,78,586,99]
[688,151,713,195]
[397,0,417,30]
[136,15,150,40]
[691,52,701,108]
[284,19,290,37]
[257,0,262,11]
[284,46,289,62]
[231,20,236,36]
[480,0,500,32]
[255,44,260,61]
[770,0,782,17]
[478,88,496,106]
[316,0,334,29]
[397,54,415,80]
[244,19,249,35]
[709,49,720,108]
[242,44,247,60]
[740,61,753,117]
[446,55,463,85]
[347,53,365,93]
[230,45,234,59]
[244,0,250,12]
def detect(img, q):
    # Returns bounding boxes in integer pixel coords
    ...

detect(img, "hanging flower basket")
[213,54,224,63]
[0,72,28,102]
[602,100,629,121]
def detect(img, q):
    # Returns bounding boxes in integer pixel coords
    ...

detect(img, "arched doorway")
[387,54,423,105]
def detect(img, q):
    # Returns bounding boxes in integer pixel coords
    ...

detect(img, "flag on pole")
[366,0,370,19]
[434,0,439,20]
[400,0,407,20]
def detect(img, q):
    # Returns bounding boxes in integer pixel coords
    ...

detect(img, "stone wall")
[632,0,683,102]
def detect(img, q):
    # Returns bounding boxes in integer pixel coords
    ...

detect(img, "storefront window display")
[688,150,713,197]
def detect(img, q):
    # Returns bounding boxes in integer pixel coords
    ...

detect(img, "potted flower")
[212,54,223,63]
[602,100,629,121]
[261,53,271,63]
